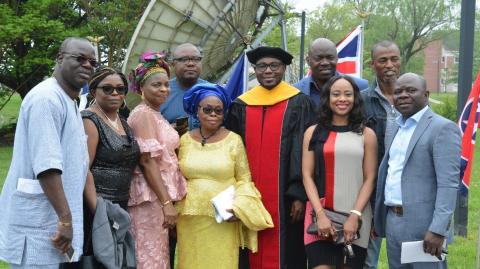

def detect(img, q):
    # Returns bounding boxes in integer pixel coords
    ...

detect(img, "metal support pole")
[454,0,476,238]
[299,11,306,79]
[280,17,288,52]
[457,0,475,114]
[280,16,290,82]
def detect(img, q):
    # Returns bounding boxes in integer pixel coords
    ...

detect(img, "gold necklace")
[96,104,119,131]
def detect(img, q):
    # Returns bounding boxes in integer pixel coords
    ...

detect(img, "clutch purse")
[306,208,362,244]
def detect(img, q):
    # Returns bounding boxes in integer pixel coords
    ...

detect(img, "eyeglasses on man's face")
[254,62,284,72]
[97,85,128,95]
[63,53,99,68]
[173,56,203,64]
[199,105,224,115]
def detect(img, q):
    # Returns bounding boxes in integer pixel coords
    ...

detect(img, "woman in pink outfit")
[127,52,187,269]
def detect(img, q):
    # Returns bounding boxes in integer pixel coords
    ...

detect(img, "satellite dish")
[123,0,260,81]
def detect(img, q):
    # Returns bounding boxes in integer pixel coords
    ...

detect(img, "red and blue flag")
[458,72,480,195]
[336,25,363,78]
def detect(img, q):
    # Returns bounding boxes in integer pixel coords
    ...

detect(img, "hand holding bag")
[306,208,362,244]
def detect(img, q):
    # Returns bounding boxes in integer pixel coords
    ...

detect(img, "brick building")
[423,40,458,93]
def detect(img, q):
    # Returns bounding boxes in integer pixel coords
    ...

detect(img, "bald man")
[160,43,210,130]
[294,38,368,106]
[0,37,95,268]
[374,73,460,269]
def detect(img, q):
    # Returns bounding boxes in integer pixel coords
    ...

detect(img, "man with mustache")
[294,38,368,107]
[226,46,315,269]
[362,40,402,269]
[161,43,210,133]
[374,73,460,269]
[0,37,95,268]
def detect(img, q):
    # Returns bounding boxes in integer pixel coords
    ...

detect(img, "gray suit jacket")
[93,197,136,269]
[374,107,461,240]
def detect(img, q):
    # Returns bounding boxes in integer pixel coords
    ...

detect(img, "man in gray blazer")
[374,73,461,269]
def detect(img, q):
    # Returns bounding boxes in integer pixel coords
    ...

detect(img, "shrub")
[431,96,457,122]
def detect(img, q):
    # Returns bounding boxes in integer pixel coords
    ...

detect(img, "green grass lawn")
[0,93,478,268]
[0,94,21,127]
[0,147,12,269]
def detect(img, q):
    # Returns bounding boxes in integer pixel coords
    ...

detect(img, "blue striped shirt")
[0,78,89,265]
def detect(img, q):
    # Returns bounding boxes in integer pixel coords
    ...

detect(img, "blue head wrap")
[183,83,232,119]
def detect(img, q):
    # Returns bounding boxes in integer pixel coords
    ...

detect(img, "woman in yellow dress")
[176,83,273,269]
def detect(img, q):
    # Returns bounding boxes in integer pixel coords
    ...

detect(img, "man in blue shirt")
[294,38,368,107]
[160,43,208,131]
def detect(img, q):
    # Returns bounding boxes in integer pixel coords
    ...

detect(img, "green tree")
[347,0,459,68]
[302,0,458,80]
[305,2,361,46]
[0,0,149,100]
[77,0,149,68]
[0,0,87,99]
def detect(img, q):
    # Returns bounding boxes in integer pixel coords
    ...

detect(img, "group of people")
[0,34,461,269]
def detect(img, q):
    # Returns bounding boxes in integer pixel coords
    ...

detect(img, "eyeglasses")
[254,62,284,72]
[63,53,99,68]
[173,56,202,64]
[199,105,224,115]
[96,85,128,95]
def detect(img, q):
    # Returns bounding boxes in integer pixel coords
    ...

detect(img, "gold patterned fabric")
[176,131,272,268]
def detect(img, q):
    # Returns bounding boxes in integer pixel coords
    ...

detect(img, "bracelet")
[162,200,172,206]
[315,208,324,216]
[58,221,72,227]
[350,209,362,217]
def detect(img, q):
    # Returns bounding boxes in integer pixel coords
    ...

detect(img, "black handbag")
[306,208,362,244]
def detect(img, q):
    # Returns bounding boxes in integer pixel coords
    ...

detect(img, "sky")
[290,0,480,11]
[289,0,329,12]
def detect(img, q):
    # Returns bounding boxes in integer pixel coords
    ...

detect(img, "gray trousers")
[385,209,447,269]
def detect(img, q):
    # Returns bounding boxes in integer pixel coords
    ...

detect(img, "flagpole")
[357,11,370,78]
[359,23,364,78]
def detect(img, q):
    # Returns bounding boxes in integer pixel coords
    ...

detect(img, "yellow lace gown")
[176,131,273,269]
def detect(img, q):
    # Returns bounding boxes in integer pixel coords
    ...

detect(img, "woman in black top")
[81,67,140,266]
[82,67,139,210]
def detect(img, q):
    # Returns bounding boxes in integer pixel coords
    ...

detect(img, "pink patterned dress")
[127,103,187,269]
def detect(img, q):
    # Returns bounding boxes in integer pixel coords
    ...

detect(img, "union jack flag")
[458,72,480,195]
[336,25,363,78]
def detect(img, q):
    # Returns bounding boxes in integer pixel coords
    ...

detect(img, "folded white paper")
[211,185,235,223]
[17,178,44,194]
[401,240,446,264]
